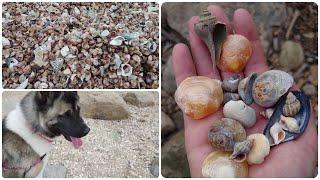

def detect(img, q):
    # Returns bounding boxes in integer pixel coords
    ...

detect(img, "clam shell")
[238,73,257,105]
[223,100,256,128]
[208,118,246,151]
[202,151,248,178]
[253,70,293,107]
[222,74,241,92]
[110,36,125,46]
[263,91,310,146]
[283,92,301,117]
[223,92,240,104]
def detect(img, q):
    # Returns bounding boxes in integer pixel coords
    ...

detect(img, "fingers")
[233,8,269,76]
[172,43,197,85]
[207,5,245,80]
[188,16,221,80]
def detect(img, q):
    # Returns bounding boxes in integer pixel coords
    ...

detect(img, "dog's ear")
[35,91,61,111]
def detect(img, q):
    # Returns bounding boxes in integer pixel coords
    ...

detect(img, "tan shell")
[279,115,300,133]
[175,76,223,120]
[208,118,246,151]
[202,151,248,178]
[283,92,301,117]
[270,122,286,145]
[217,34,252,73]
[247,133,270,164]
[230,139,254,163]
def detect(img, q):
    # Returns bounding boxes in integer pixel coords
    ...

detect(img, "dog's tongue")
[70,137,82,149]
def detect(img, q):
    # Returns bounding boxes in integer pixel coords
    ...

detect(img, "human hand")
[172,5,317,177]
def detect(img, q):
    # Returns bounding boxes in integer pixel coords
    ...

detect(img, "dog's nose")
[83,127,90,135]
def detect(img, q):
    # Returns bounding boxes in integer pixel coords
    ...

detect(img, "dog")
[2,91,90,177]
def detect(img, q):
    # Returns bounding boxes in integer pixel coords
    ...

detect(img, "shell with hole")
[174,76,223,120]
[202,151,248,178]
[270,122,286,145]
[230,139,254,163]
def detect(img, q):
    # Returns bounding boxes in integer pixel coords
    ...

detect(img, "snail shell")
[230,139,254,163]
[217,34,252,73]
[208,118,246,151]
[247,133,270,165]
[270,122,286,145]
[223,92,240,104]
[279,115,300,133]
[175,76,223,120]
[260,108,274,119]
[283,92,301,117]
[252,70,294,107]
[222,74,241,92]
[223,100,256,128]
[202,151,248,178]
[238,73,257,105]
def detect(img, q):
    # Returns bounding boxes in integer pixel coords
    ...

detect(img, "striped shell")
[283,92,301,117]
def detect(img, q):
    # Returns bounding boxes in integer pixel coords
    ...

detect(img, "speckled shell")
[283,92,301,117]
[223,100,256,128]
[208,118,246,151]
[253,70,294,107]
[175,76,223,120]
[230,139,254,163]
[202,151,248,178]
[217,34,252,73]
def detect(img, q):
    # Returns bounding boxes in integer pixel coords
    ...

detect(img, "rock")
[302,83,316,96]
[161,111,175,137]
[63,68,71,75]
[61,46,70,57]
[161,131,190,177]
[2,37,10,46]
[100,30,109,37]
[43,165,66,178]
[162,57,177,94]
[149,156,159,177]
[16,78,29,89]
[79,92,130,120]
[171,110,184,130]
[279,41,304,70]
[122,92,156,107]
[310,65,318,86]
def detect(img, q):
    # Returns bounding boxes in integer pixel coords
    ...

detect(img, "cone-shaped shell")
[202,151,248,178]
[175,76,223,120]
[230,139,254,163]
[279,115,300,133]
[283,92,301,117]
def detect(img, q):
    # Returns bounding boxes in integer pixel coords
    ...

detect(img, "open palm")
[172,5,317,177]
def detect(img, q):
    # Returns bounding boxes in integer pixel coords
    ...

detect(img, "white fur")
[5,104,53,157]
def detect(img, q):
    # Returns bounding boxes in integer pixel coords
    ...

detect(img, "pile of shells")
[174,10,311,178]
[2,2,159,89]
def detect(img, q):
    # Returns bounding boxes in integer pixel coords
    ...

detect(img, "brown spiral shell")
[283,92,301,117]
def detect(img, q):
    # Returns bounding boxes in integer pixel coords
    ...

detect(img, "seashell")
[6,58,19,69]
[147,41,157,53]
[114,53,122,68]
[208,118,246,151]
[283,92,301,117]
[279,115,300,133]
[122,32,139,41]
[34,47,45,67]
[260,108,274,119]
[74,7,81,15]
[217,34,252,73]
[263,91,310,146]
[175,76,223,120]
[246,133,270,165]
[2,37,10,46]
[38,82,48,89]
[16,78,29,89]
[223,100,256,128]
[222,74,241,92]
[223,92,240,104]
[194,10,227,65]
[270,122,285,145]
[252,70,294,107]
[110,36,125,46]
[100,30,110,37]
[238,73,257,105]
[61,46,70,57]
[230,139,254,163]
[202,151,248,178]
[121,64,133,77]
[50,58,64,72]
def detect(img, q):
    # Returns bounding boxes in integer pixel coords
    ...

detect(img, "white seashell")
[6,58,19,69]
[121,32,139,41]
[100,30,110,37]
[247,133,270,164]
[121,64,133,77]
[74,7,81,15]
[114,53,122,68]
[260,108,274,119]
[223,100,256,128]
[270,122,286,145]
[38,82,48,89]
[61,46,70,57]
[147,41,157,53]
[279,115,300,133]
[16,78,29,89]
[110,36,125,46]
[2,37,10,46]
[50,58,64,72]
[34,47,45,66]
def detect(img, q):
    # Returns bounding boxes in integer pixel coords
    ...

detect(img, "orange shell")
[174,76,223,120]
[217,34,252,73]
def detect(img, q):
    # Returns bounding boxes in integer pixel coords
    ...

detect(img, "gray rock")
[161,131,190,178]
[171,111,184,130]
[122,92,157,107]
[149,156,159,177]
[302,83,316,96]
[79,92,130,120]
[43,165,66,178]
[162,58,177,94]
[279,41,304,70]
[161,111,175,137]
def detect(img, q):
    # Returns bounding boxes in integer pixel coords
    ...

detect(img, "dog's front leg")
[35,155,49,178]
